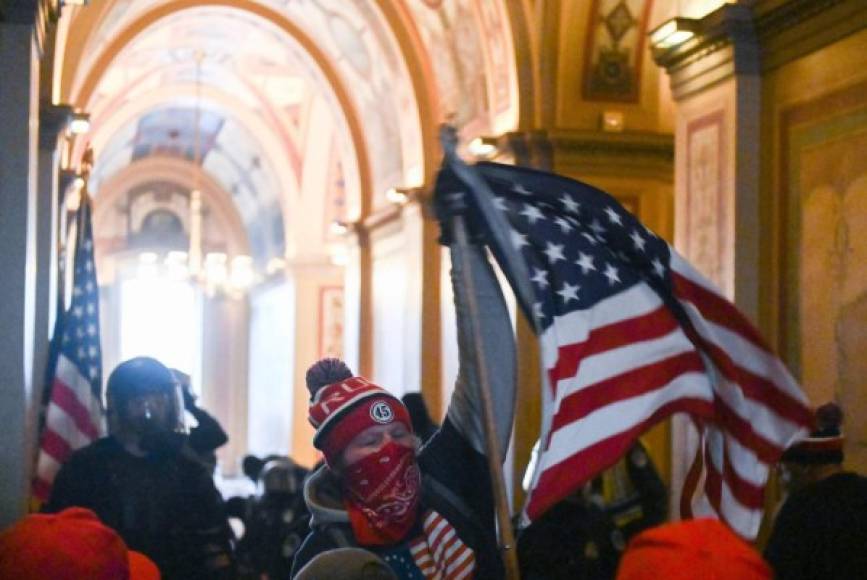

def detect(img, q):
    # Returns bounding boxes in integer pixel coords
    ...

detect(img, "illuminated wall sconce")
[601,110,625,133]
[385,187,411,205]
[329,220,349,236]
[649,17,699,51]
[468,136,498,159]
[68,111,91,135]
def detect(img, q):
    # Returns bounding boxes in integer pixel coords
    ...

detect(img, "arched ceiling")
[57,0,522,264]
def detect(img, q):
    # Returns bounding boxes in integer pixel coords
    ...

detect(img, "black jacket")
[765,472,867,580]
[46,436,236,580]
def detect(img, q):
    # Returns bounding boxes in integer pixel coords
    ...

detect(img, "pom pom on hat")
[305,358,412,467]
[781,402,845,465]
[306,358,353,397]
[815,402,843,436]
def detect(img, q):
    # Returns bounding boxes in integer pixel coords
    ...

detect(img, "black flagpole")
[439,125,521,580]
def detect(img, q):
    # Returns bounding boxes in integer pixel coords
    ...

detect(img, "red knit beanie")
[616,519,771,580]
[306,359,412,467]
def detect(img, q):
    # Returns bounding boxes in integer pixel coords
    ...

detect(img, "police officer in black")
[234,458,310,579]
[46,356,236,579]
[517,441,667,580]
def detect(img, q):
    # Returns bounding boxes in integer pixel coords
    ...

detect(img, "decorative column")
[651,3,761,512]
[0,2,44,527]
[399,198,442,421]
[34,102,71,420]
[201,293,250,476]
[286,257,343,467]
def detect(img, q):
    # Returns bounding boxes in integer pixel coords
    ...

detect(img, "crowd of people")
[4,353,865,579]
[2,187,866,580]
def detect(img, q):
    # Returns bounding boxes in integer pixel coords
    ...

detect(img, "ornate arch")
[85,82,301,213]
[68,0,373,218]
[93,155,250,258]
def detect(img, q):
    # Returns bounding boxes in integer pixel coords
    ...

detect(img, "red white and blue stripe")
[447,160,812,539]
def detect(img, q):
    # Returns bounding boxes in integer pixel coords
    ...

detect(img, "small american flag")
[443,158,812,539]
[409,510,475,579]
[32,193,105,502]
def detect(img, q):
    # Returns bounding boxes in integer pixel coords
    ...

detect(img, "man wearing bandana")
[291,180,517,579]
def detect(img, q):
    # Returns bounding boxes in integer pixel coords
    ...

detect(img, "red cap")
[616,519,771,580]
[0,507,161,579]
[308,376,412,466]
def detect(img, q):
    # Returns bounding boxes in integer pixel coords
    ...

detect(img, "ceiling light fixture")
[182,50,255,298]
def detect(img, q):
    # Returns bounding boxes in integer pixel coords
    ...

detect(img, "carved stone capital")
[755,0,867,71]
[494,129,673,180]
[652,4,757,100]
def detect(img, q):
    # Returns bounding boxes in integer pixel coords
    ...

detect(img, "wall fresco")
[685,110,726,288]
[783,81,867,472]
[582,0,652,102]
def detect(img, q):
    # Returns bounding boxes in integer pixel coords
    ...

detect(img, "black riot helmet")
[106,356,186,440]
[258,459,302,497]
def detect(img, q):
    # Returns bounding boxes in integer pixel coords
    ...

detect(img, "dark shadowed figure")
[46,357,236,580]
[765,403,867,580]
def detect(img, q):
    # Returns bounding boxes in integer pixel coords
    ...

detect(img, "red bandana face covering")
[343,441,422,545]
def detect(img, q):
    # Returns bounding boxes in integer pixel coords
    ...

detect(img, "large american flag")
[32,193,104,502]
[443,158,812,538]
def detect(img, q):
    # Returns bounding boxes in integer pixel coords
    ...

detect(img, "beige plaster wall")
[763,27,867,473]
[202,296,250,477]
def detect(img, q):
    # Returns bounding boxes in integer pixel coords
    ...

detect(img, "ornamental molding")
[495,130,673,179]
[652,0,867,100]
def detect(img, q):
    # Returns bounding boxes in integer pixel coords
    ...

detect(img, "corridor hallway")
[2,0,867,534]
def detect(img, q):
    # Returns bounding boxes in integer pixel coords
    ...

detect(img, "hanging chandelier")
[136,50,255,299]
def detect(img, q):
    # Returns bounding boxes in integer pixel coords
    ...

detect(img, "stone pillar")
[342,229,364,376]
[0,13,41,527]
[399,199,442,420]
[34,102,70,416]
[286,258,342,467]
[651,3,761,514]
[201,293,250,476]
[246,275,294,458]
[366,210,412,398]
